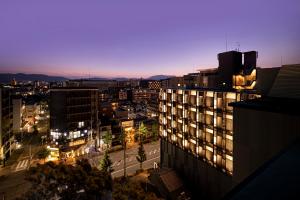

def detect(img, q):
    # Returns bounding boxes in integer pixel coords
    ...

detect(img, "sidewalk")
[0,148,24,176]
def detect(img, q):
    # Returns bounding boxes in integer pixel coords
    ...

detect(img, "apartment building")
[0,87,14,162]
[12,98,23,134]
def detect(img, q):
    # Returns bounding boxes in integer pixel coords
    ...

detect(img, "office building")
[50,87,98,146]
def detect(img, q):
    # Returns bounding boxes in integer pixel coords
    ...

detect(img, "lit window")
[78,121,84,128]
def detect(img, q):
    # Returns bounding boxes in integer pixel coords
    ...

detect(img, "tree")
[99,150,114,173]
[20,159,112,200]
[32,124,39,135]
[138,122,148,142]
[36,147,50,163]
[119,128,128,177]
[103,132,112,150]
[136,142,147,170]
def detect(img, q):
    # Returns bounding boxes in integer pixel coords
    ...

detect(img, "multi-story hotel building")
[159,88,258,175]
[158,50,260,199]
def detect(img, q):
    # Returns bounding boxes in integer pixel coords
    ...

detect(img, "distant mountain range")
[0,73,67,83]
[0,73,175,83]
[147,75,175,80]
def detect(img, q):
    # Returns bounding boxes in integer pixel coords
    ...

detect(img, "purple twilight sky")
[0,0,299,78]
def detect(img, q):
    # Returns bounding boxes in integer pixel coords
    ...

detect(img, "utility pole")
[28,145,31,168]
[122,127,127,178]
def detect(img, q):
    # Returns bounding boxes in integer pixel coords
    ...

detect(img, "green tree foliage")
[36,147,50,163]
[19,159,112,200]
[103,132,112,149]
[99,150,114,173]
[136,142,147,170]
[32,125,39,135]
[139,122,148,141]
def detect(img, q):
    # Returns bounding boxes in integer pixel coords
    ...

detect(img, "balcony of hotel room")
[205,111,214,129]
[215,152,233,176]
[176,106,183,119]
[225,134,233,154]
[205,93,214,111]
[225,92,238,113]
[159,90,167,101]
[167,128,172,141]
[216,92,224,111]
[177,135,183,148]
[205,145,214,166]
[188,125,197,140]
[177,91,183,104]
[167,92,172,102]
[167,118,172,130]
[183,91,189,104]
[189,90,197,105]
[197,91,205,106]
[197,112,205,124]
[188,139,197,155]
[171,106,177,116]
[159,101,165,111]
[167,102,172,116]
[171,92,177,102]
[205,128,214,146]
[216,132,225,150]
[183,106,188,119]
[171,118,177,129]
[189,109,197,123]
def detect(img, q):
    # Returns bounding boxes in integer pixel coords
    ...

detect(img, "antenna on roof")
[226,34,228,51]
[236,42,240,52]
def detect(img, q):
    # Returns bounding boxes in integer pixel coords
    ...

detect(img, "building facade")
[50,87,99,146]
[0,87,14,162]
[12,98,23,134]
[158,50,261,199]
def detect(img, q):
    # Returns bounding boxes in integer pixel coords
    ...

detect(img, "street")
[0,136,160,199]
[88,140,160,177]
[0,134,42,176]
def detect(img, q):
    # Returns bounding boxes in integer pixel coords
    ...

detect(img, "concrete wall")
[233,107,300,183]
[161,139,234,200]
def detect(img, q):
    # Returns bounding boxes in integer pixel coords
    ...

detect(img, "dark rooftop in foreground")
[230,97,300,116]
[224,141,300,200]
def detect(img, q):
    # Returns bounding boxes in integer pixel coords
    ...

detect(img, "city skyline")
[0,0,300,78]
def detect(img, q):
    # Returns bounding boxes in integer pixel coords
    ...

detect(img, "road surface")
[88,140,160,177]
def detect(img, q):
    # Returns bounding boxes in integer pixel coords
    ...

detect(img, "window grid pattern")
[159,88,259,176]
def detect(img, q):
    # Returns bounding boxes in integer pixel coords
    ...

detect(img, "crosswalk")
[15,159,29,172]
